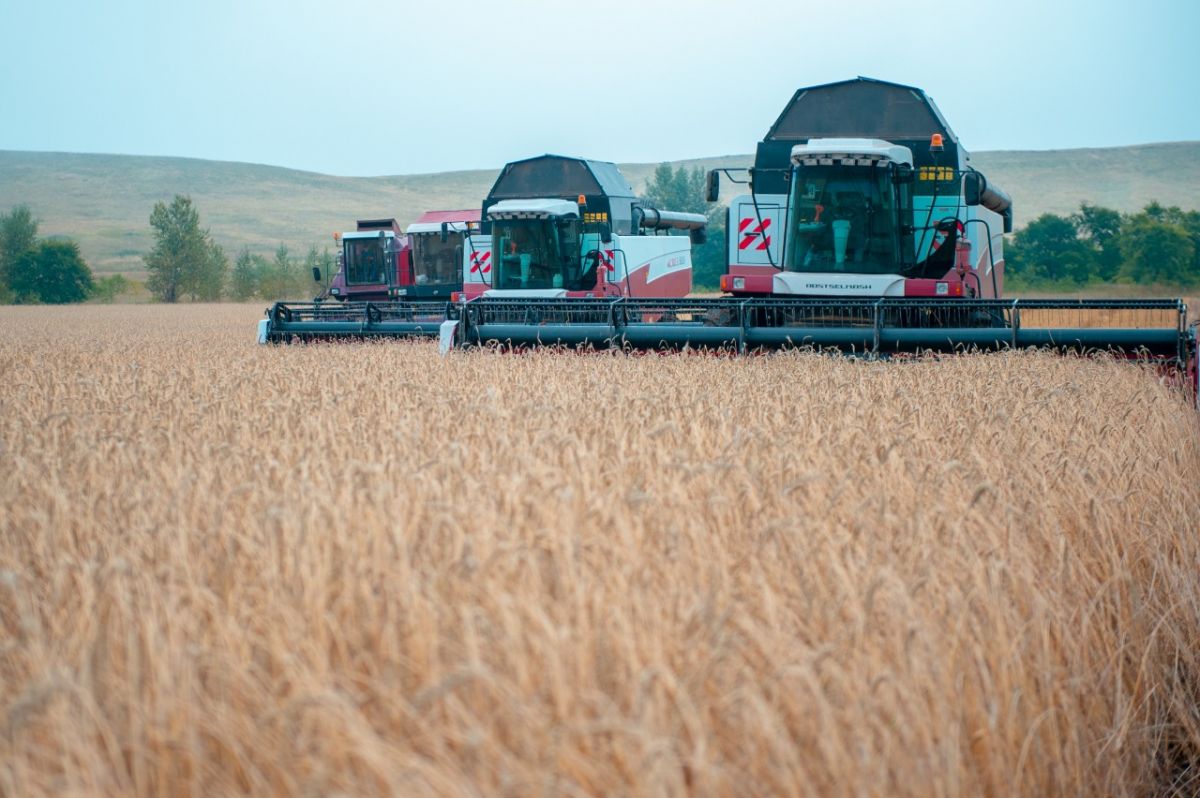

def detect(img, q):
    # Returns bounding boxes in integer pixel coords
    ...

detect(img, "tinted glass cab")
[410,233,461,287]
[783,162,914,275]
[492,218,596,290]
[343,236,393,286]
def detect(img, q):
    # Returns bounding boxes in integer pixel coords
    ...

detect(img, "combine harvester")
[259,210,478,342]
[439,78,1197,402]
[437,153,706,349]
[459,153,705,301]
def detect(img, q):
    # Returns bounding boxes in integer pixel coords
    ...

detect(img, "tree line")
[1006,202,1200,288]
[0,196,333,304]
[143,195,333,302]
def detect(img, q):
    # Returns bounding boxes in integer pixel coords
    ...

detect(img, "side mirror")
[690,227,707,245]
[706,170,720,203]
[440,222,449,243]
[599,223,612,244]
[892,164,915,184]
[312,267,322,283]
[963,171,984,206]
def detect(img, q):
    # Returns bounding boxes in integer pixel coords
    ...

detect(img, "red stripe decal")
[739,218,773,250]
[470,251,491,274]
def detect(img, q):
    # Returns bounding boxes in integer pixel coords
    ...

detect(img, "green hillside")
[0,143,1196,277]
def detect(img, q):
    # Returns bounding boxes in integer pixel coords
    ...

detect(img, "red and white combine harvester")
[438,154,708,348]
[714,77,1011,302]
[456,154,705,302]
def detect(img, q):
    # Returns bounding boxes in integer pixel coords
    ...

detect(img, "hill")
[0,143,1197,276]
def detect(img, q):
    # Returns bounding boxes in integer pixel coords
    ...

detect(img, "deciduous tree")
[0,204,38,298]
[1118,214,1194,284]
[1006,213,1094,284]
[144,196,227,302]
[1071,203,1123,281]
[10,239,94,303]
[91,274,130,303]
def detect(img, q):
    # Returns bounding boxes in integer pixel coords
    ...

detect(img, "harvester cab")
[328,218,409,302]
[711,77,1012,300]
[476,154,705,299]
[404,209,481,300]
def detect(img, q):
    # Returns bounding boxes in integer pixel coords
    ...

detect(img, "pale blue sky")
[1,0,1197,175]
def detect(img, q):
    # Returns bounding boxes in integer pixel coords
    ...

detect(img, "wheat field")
[1,304,1198,797]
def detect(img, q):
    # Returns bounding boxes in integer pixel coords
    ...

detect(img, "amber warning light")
[929,134,944,152]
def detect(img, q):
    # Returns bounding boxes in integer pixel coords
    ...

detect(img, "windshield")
[492,218,592,290]
[783,164,910,275]
[343,237,390,285]
[410,233,461,286]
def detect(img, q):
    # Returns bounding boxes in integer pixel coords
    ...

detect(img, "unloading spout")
[634,207,708,243]
[634,207,707,233]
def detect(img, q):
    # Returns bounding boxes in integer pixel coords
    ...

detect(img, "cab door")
[731,199,784,267]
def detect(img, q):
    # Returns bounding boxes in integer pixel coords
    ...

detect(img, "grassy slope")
[0,142,1196,276]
